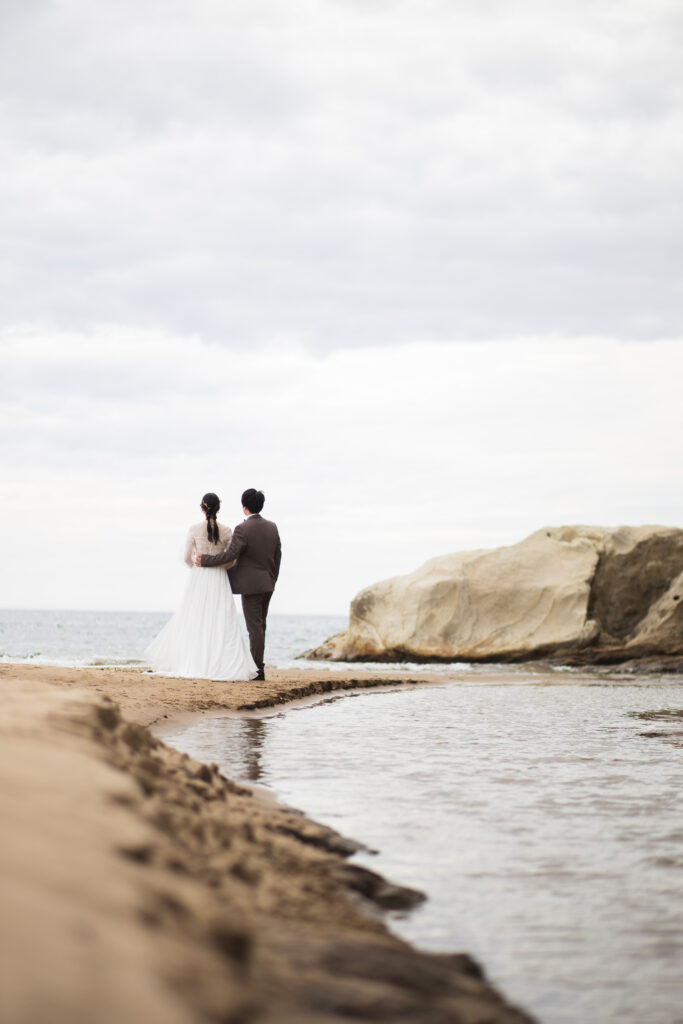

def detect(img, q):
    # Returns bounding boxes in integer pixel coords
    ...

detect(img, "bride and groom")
[145,488,281,681]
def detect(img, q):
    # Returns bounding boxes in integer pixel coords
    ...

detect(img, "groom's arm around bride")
[197,488,281,681]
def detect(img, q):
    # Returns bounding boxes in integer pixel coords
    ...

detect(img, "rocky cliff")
[307,526,683,664]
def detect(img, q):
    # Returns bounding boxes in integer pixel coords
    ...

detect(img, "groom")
[196,488,281,681]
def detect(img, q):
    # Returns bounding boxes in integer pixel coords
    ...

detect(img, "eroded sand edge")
[0,665,534,1023]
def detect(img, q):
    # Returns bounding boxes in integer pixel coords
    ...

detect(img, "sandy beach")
[0,663,534,1024]
[0,663,451,729]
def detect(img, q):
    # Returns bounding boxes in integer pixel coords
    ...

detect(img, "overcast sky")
[1,0,682,614]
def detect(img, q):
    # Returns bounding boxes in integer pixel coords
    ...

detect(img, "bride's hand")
[194,553,202,566]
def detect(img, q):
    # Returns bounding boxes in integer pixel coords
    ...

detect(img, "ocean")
[0,607,347,670]
[0,606,472,674]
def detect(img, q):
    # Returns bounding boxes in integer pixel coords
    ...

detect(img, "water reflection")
[158,713,274,784]
[242,717,268,782]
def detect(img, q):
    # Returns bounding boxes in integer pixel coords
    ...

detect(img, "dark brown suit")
[200,515,281,675]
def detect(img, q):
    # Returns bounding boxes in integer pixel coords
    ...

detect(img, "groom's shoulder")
[245,514,278,534]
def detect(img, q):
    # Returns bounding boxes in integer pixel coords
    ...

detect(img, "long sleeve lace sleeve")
[183,527,196,568]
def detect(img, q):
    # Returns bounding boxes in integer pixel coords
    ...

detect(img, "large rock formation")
[307,526,683,664]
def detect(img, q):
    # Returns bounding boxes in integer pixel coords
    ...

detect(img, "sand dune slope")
[0,674,534,1023]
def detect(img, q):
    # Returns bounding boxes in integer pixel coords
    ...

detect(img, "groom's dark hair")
[242,488,265,514]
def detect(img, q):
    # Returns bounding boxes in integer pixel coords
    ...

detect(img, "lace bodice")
[184,521,233,566]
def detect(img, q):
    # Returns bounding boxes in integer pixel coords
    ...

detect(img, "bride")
[145,493,257,680]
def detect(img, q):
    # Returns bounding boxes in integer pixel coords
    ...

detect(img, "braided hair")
[200,492,220,544]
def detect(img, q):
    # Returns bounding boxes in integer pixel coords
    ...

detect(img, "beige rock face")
[308,526,683,663]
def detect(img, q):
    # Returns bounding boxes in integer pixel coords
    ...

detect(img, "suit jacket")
[200,514,281,595]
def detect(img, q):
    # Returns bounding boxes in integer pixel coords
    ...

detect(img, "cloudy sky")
[1,0,682,614]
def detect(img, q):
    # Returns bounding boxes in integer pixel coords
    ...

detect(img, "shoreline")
[0,662,456,728]
[0,663,535,1023]
[2,653,674,731]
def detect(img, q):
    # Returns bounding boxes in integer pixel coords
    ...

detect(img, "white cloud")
[0,0,681,344]
[2,328,682,613]
[1,4,681,615]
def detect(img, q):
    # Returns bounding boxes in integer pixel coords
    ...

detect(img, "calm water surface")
[161,674,683,1024]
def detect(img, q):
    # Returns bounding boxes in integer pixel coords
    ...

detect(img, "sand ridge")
[0,666,535,1023]
[0,662,452,728]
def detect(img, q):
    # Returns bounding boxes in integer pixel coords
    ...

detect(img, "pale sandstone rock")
[308,526,683,663]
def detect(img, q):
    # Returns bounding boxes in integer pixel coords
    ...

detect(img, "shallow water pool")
[162,671,683,1024]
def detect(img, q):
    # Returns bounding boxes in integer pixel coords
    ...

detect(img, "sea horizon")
[0,607,473,675]
[0,607,347,671]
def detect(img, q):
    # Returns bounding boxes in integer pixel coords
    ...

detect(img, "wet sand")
[0,664,534,1023]
[0,663,452,728]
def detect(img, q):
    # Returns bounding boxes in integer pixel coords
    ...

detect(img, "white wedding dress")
[145,521,258,681]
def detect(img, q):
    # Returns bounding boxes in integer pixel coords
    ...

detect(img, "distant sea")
[0,608,349,670]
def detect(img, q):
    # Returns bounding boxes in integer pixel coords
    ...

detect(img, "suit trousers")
[241,592,272,673]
